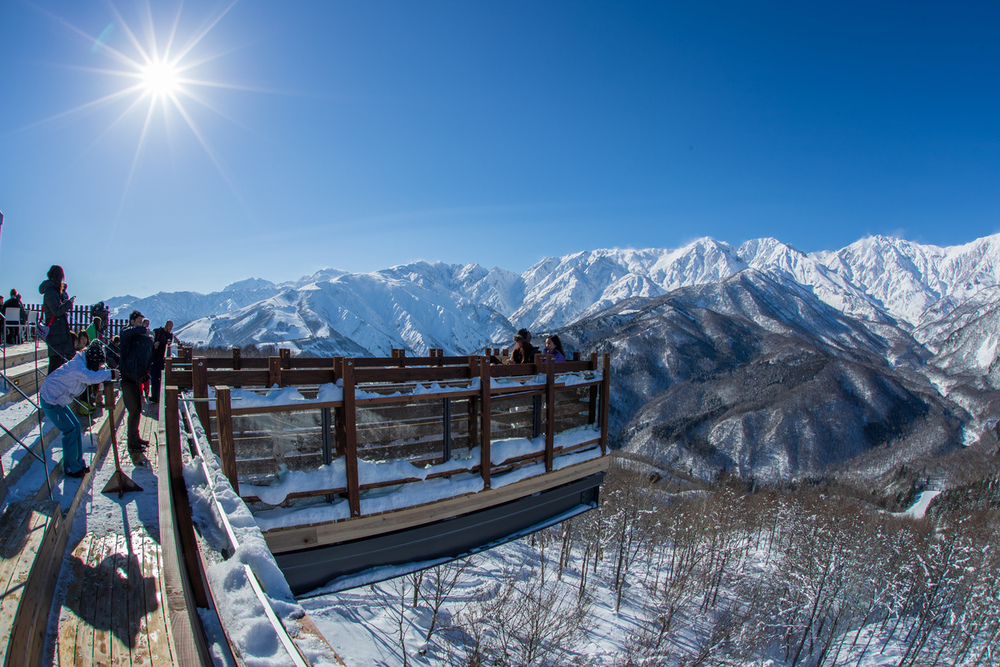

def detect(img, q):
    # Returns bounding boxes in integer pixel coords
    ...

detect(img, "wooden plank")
[341,360,360,517]
[479,358,491,489]
[126,531,147,664]
[0,506,49,664]
[166,391,210,608]
[110,533,131,666]
[544,357,555,472]
[600,353,610,454]
[215,387,239,494]
[263,455,609,553]
[58,533,97,667]
[167,369,192,389]
[156,410,214,665]
[142,532,175,665]
[89,534,117,666]
[12,502,63,667]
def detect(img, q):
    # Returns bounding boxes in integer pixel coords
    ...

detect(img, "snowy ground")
[295,484,966,667]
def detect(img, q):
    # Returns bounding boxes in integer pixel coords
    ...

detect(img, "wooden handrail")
[207,353,612,515]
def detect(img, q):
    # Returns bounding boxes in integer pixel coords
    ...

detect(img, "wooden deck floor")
[52,409,175,666]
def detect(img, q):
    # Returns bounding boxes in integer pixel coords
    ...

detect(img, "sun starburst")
[30,0,264,214]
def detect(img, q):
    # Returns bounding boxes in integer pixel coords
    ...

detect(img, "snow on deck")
[250,426,604,531]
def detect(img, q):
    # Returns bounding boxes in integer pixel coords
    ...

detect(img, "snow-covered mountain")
[813,233,1000,327]
[107,233,1000,358]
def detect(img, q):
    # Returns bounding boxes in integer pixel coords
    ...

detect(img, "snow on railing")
[165,352,611,524]
[173,398,340,665]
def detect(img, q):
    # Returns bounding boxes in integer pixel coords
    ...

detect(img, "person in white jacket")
[39,341,119,478]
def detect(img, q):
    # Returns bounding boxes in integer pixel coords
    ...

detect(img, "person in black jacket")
[150,320,174,404]
[38,265,76,373]
[3,289,27,344]
[119,310,153,451]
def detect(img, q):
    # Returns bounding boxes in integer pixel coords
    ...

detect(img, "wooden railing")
[164,351,611,519]
[23,304,129,338]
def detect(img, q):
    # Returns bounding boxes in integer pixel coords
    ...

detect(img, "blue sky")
[1,0,998,305]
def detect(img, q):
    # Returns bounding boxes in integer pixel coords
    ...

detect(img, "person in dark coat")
[119,310,152,451]
[3,289,27,344]
[38,265,76,373]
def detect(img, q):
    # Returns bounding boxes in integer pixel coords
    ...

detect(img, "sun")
[30,0,263,211]
[140,58,182,99]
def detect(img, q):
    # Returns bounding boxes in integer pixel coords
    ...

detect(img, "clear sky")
[1,0,998,305]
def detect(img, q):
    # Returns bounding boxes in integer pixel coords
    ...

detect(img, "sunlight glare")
[141,59,181,98]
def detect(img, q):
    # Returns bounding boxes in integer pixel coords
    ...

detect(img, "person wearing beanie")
[39,341,119,478]
[38,264,76,373]
[509,328,539,364]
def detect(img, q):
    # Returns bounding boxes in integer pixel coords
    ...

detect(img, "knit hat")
[85,341,105,371]
[514,328,531,342]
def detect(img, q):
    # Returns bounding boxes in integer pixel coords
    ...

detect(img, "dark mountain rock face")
[561,270,967,486]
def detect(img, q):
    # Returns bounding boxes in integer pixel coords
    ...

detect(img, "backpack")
[121,327,154,382]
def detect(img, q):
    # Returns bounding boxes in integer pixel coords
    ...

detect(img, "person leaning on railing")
[38,341,119,478]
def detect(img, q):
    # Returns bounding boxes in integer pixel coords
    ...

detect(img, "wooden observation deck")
[164,348,612,595]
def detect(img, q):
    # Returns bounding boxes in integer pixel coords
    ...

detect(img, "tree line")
[364,460,1000,666]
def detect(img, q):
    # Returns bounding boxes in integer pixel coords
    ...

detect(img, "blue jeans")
[40,397,86,474]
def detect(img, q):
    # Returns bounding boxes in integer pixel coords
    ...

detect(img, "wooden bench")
[0,500,63,667]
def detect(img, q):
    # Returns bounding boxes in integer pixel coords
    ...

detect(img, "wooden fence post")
[333,357,345,457]
[192,358,213,446]
[588,352,599,425]
[268,356,281,387]
[467,356,479,449]
[479,357,491,489]
[341,359,361,517]
[280,347,291,369]
[545,354,555,472]
[600,353,611,455]
[215,386,239,493]
[232,347,242,370]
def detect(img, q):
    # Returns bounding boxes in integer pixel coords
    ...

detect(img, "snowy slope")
[812,233,1000,327]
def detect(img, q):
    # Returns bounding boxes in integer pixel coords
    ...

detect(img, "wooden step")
[0,500,63,667]
[0,359,46,405]
[0,347,42,372]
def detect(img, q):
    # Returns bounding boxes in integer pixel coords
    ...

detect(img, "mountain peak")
[223,277,276,292]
